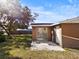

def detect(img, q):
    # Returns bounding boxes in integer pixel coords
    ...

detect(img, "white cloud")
[57,5,79,17]
[28,6,68,23]
[28,3,79,23]
[20,0,79,24]
[68,0,73,4]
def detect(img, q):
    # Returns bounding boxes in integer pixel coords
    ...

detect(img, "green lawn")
[0,42,79,59]
[0,35,79,59]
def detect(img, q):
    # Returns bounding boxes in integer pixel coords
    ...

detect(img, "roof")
[31,23,53,25]
[31,16,79,27]
[61,16,79,23]
[31,23,53,26]
[11,29,32,34]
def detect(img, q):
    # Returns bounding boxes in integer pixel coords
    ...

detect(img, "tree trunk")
[0,23,12,38]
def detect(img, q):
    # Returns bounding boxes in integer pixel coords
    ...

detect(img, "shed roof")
[31,23,53,26]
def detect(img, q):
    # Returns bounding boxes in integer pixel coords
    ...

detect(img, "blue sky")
[20,0,79,23]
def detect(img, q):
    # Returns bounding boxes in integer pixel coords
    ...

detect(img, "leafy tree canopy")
[0,0,38,36]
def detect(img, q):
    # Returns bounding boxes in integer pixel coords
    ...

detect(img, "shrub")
[0,31,6,42]
[14,35,32,47]
[14,35,32,42]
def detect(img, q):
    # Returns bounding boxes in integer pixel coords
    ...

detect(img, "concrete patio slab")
[31,41,65,51]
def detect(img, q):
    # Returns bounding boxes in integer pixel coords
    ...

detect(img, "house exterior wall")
[61,23,79,48]
[32,26,52,41]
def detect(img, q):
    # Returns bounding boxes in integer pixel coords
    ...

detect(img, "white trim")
[52,23,60,26]
[32,25,53,26]
[63,35,79,40]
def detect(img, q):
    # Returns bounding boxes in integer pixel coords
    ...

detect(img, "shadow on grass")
[0,42,23,59]
[8,57,22,59]
[13,40,32,49]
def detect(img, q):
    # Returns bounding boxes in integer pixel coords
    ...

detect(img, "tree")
[0,0,37,37]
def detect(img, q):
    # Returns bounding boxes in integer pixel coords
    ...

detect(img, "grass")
[0,35,79,59]
[9,48,79,59]
[0,42,79,59]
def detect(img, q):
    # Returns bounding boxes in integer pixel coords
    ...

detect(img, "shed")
[31,23,53,42]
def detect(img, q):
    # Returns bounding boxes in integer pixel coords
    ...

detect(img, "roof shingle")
[61,16,79,23]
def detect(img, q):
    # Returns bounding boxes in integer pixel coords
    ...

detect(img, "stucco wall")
[54,26,62,46]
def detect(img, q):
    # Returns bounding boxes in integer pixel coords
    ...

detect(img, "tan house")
[60,17,79,48]
[31,17,79,48]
